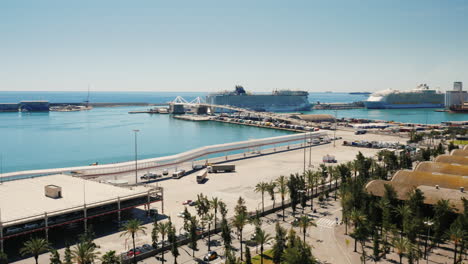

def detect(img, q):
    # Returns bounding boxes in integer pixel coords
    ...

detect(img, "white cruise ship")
[364,84,445,109]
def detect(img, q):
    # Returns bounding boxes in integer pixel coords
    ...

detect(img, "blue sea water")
[0,91,466,173]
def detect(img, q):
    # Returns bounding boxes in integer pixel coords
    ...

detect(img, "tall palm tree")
[255,182,269,214]
[331,167,340,200]
[350,208,367,252]
[232,211,248,260]
[71,240,100,264]
[266,181,277,209]
[446,224,465,264]
[19,237,49,264]
[157,221,171,263]
[202,213,214,252]
[392,236,410,264]
[100,250,120,264]
[294,215,317,243]
[255,228,272,264]
[120,219,147,264]
[276,175,288,221]
[210,197,220,230]
[395,204,412,236]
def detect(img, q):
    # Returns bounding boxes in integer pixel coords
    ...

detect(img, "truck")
[207,164,235,173]
[196,169,208,183]
[322,154,337,163]
[172,170,186,179]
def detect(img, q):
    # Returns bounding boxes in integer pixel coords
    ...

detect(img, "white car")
[177,211,185,218]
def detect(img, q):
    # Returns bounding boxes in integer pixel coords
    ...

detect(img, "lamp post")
[423,219,434,262]
[334,110,337,148]
[133,129,140,184]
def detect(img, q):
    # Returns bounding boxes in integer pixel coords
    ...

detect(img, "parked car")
[149,208,158,217]
[182,200,193,205]
[203,251,218,261]
[142,244,153,252]
[188,201,197,206]
[177,211,186,218]
[162,169,169,176]
[126,248,141,256]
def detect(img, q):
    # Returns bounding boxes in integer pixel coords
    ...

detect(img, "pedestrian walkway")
[316,217,337,228]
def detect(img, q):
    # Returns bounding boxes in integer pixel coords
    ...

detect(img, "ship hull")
[206,94,311,112]
[364,101,444,109]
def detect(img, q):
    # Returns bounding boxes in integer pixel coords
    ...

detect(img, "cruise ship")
[364,84,445,109]
[205,86,311,112]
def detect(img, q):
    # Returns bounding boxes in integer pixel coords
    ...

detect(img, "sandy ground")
[12,130,407,263]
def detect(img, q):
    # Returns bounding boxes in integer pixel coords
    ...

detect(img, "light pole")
[334,110,337,148]
[303,132,306,174]
[133,129,140,184]
[423,219,434,262]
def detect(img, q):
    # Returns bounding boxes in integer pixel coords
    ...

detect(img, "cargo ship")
[205,86,311,112]
[364,84,444,109]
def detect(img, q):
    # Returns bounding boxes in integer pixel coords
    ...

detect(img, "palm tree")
[446,224,465,264]
[276,175,288,221]
[392,236,410,264]
[202,213,214,252]
[19,237,49,264]
[294,215,317,243]
[157,221,171,263]
[255,182,269,215]
[120,219,147,264]
[71,240,100,264]
[331,167,340,200]
[266,181,277,209]
[210,197,220,230]
[395,204,412,236]
[100,250,120,264]
[233,211,248,260]
[350,208,367,252]
[255,228,272,264]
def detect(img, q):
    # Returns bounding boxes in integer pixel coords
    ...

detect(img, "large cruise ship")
[205,86,311,112]
[364,84,445,109]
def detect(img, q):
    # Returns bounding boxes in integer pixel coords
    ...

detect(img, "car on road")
[177,211,186,218]
[126,248,142,256]
[182,200,193,205]
[162,169,169,175]
[189,201,197,206]
[203,251,218,261]
[142,244,153,252]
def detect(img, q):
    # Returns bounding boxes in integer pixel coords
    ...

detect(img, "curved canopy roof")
[415,162,468,176]
[450,149,468,157]
[392,170,467,190]
[434,155,468,166]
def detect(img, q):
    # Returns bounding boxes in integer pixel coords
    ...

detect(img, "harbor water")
[0,91,466,173]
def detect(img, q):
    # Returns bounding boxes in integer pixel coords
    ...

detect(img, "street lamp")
[423,219,434,262]
[133,129,140,184]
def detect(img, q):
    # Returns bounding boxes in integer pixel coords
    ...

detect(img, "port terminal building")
[0,174,162,254]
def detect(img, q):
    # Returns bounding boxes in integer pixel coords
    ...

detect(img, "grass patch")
[249,249,274,264]
[452,140,468,145]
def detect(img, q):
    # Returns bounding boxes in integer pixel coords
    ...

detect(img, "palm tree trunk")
[214,208,217,230]
[208,223,211,252]
[34,256,38,264]
[240,231,243,261]
[399,254,402,264]
[161,235,165,264]
[303,229,306,243]
[453,242,458,264]
[133,233,136,264]
[282,197,285,221]
[262,193,264,215]
[260,245,264,264]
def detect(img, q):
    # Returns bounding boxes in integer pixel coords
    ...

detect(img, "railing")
[1,132,327,181]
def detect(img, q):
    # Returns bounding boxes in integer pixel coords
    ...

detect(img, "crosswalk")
[316,217,337,228]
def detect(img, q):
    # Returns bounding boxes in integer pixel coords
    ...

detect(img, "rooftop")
[0,174,143,224]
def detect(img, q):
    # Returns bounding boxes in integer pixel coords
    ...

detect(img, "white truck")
[196,169,208,183]
[172,170,186,179]
[207,164,235,173]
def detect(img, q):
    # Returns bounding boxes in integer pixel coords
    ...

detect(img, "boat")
[449,102,468,113]
[205,85,311,112]
[364,84,445,109]
[349,92,371,95]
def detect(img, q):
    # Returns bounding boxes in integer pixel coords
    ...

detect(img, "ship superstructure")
[364,84,444,109]
[205,86,310,112]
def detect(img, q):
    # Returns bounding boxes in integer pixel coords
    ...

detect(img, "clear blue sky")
[1,0,467,92]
